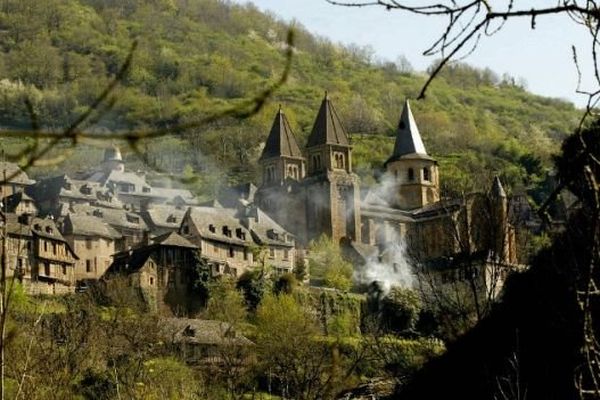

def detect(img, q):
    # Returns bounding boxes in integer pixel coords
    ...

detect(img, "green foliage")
[0,0,580,200]
[380,287,423,333]
[273,272,297,295]
[236,269,269,311]
[205,276,247,326]
[308,235,353,291]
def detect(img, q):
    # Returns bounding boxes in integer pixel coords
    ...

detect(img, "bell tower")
[303,93,361,244]
[256,107,307,240]
[385,100,439,210]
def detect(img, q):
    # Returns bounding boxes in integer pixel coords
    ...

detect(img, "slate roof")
[62,213,122,239]
[30,175,106,202]
[306,93,350,148]
[163,318,254,346]
[0,162,34,185]
[260,108,304,160]
[2,191,36,213]
[245,207,294,247]
[186,206,253,246]
[88,207,147,231]
[141,205,187,230]
[0,212,32,236]
[385,100,433,165]
[152,231,197,249]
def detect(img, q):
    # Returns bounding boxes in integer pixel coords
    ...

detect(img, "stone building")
[0,213,78,295]
[77,146,197,210]
[0,161,35,198]
[179,203,295,277]
[256,94,361,246]
[61,213,121,284]
[107,232,202,315]
[253,97,517,296]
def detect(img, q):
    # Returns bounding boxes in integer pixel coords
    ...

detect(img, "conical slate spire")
[306,93,350,148]
[386,99,428,164]
[260,107,303,160]
[491,176,507,198]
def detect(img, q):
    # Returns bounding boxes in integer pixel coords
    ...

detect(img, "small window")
[86,260,92,273]
[209,224,216,233]
[269,248,275,258]
[44,262,50,276]
[423,167,430,182]
[228,247,234,258]
[142,187,151,193]
[86,239,93,250]
[243,248,248,261]
[62,265,67,275]
[408,168,415,181]
[149,277,154,285]
[182,225,190,235]
[283,249,289,260]
[52,243,57,255]
[43,241,48,252]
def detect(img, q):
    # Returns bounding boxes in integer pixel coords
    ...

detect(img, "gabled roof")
[260,108,303,160]
[386,100,432,165]
[0,162,34,185]
[62,213,122,240]
[306,93,350,148]
[152,231,197,249]
[162,318,254,346]
[2,191,36,213]
[185,206,253,246]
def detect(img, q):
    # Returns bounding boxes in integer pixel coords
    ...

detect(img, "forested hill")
[0,0,582,199]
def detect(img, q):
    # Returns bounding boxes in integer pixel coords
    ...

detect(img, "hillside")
[0,0,582,201]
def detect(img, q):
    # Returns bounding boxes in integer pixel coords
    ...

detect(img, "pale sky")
[232,0,594,107]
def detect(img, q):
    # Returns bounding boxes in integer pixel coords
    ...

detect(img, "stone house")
[86,206,148,252]
[0,213,78,295]
[162,318,254,366]
[107,232,202,315]
[27,174,121,217]
[2,191,38,216]
[139,204,188,236]
[78,146,197,210]
[61,213,121,285]
[180,203,295,278]
[0,161,35,198]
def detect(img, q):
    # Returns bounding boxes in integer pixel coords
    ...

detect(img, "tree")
[308,235,353,291]
[255,293,336,400]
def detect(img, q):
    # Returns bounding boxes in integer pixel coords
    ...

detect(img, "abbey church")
[256,94,518,268]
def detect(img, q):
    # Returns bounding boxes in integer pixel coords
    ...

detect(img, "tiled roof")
[62,213,122,239]
[152,231,197,249]
[163,318,254,346]
[0,162,34,185]
[306,93,350,148]
[260,108,304,160]
[385,100,433,165]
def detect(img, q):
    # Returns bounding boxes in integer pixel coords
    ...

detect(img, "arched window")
[423,167,430,182]
[408,168,415,181]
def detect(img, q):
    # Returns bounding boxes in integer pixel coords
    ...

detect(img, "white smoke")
[355,172,416,293]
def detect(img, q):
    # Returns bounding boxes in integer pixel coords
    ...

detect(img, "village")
[0,94,528,319]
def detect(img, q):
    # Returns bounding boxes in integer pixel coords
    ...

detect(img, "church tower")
[256,107,307,239]
[259,106,306,186]
[101,145,125,173]
[385,100,439,210]
[303,93,361,244]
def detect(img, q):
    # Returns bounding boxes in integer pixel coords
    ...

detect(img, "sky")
[231,0,594,107]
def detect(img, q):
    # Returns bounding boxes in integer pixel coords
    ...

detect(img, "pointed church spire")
[306,93,349,148]
[491,176,507,198]
[386,99,429,165]
[260,107,303,160]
